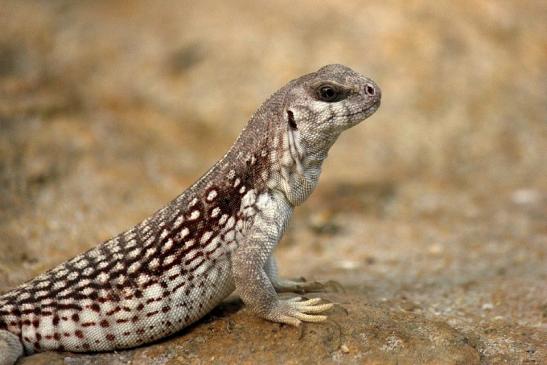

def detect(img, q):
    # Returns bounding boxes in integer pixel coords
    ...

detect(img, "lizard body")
[0,64,380,364]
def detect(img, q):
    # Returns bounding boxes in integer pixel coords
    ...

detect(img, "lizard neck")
[272,126,340,206]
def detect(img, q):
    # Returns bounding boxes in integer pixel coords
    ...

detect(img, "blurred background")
[0,1,545,363]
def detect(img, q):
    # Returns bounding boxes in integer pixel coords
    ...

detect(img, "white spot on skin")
[37,281,50,289]
[189,210,200,220]
[193,262,209,276]
[97,272,109,283]
[225,217,235,230]
[165,266,181,279]
[204,236,221,253]
[128,262,141,274]
[126,239,138,248]
[74,259,89,269]
[187,257,204,270]
[77,279,91,288]
[128,248,140,259]
[219,214,229,225]
[227,169,236,180]
[17,292,31,301]
[173,215,184,228]
[35,290,48,298]
[160,229,169,240]
[163,255,176,266]
[82,287,95,296]
[137,273,150,285]
[239,186,246,194]
[241,189,257,207]
[115,275,126,285]
[185,249,199,261]
[260,149,268,157]
[97,261,109,270]
[52,281,66,290]
[233,178,241,187]
[200,231,213,244]
[206,190,218,201]
[189,197,198,208]
[125,231,137,240]
[58,288,72,297]
[211,207,221,217]
[54,269,68,278]
[183,239,195,250]
[146,236,156,246]
[145,247,156,258]
[178,227,190,240]
[148,258,160,270]
[224,230,235,242]
[87,250,102,259]
[162,238,174,253]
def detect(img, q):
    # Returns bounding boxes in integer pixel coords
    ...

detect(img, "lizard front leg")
[231,226,332,327]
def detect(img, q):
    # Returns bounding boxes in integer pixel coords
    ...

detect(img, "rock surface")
[1,1,546,364]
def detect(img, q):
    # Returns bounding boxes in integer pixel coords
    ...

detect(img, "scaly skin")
[0,64,380,364]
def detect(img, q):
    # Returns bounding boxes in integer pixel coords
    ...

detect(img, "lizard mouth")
[345,100,381,123]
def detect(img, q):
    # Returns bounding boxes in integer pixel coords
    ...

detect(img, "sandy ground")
[1,1,546,364]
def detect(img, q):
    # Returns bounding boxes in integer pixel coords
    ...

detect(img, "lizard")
[0,64,381,365]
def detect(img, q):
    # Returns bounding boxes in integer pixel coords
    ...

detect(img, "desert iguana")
[0,64,381,364]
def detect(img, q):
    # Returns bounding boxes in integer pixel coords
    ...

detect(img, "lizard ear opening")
[286,110,297,130]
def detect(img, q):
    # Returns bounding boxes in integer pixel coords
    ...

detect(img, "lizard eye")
[315,83,344,102]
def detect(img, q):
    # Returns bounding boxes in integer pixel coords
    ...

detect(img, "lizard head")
[279,64,380,179]
[284,64,381,138]
[261,64,381,204]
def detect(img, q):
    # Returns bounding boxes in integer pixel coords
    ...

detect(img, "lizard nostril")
[364,83,375,97]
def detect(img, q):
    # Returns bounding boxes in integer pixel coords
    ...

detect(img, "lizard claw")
[268,297,334,327]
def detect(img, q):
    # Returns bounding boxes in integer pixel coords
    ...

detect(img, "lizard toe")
[265,297,333,326]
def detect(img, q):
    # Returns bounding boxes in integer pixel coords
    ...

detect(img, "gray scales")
[0,64,381,365]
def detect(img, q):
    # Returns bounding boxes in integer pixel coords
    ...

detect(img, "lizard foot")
[273,277,345,293]
[267,297,334,327]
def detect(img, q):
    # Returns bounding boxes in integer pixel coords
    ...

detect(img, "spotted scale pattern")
[0,132,276,354]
